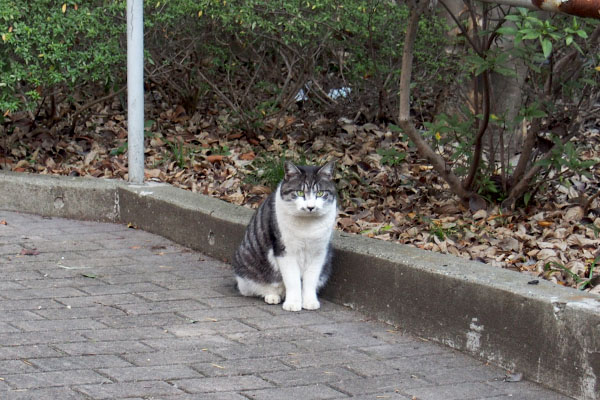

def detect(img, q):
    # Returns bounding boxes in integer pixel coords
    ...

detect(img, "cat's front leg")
[277,256,302,312]
[301,262,323,310]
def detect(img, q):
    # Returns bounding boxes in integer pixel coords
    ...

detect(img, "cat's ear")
[284,161,302,180]
[317,161,335,179]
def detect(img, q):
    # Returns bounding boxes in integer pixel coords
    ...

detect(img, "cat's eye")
[316,191,325,197]
[296,190,305,197]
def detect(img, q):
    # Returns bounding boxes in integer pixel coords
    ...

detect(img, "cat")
[233,161,337,311]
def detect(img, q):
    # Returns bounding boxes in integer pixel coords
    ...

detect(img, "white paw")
[264,294,282,304]
[303,298,320,310]
[282,300,302,312]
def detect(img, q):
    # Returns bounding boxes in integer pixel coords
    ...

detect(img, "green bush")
[0,1,124,114]
[0,0,452,128]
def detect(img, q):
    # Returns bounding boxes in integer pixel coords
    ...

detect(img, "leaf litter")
[1,99,599,292]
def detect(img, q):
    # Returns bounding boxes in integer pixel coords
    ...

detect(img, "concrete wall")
[1,171,598,399]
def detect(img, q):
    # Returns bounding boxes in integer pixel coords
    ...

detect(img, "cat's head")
[278,161,337,217]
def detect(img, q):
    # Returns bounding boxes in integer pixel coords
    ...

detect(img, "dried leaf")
[239,151,256,161]
[498,237,519,252]
[20,248,40,256]
[469,194,487,213]
[206,155,224,163]
[564,206,584,222]
[473,209,487,220]
[504,372,523,382]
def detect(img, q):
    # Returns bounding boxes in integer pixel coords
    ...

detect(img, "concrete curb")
[1,171,598,399]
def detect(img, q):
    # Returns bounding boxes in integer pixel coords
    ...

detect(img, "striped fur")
[233,161,337,311]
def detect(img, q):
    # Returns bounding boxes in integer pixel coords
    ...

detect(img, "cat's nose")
[307,206,315,212]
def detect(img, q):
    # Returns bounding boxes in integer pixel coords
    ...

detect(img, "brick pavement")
[0,210,572,399]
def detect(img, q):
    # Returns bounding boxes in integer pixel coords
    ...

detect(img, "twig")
[68,86,127,122]
[397,1,471,201]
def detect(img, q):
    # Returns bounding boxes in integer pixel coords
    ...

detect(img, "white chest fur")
[274,187,336,269]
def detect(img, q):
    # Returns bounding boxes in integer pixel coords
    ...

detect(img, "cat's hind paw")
[264,294,282,305]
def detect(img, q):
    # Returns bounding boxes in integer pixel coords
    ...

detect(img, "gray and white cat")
[233,161,337,311]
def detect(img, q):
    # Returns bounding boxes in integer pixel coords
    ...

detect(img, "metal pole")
[127,0,144,184]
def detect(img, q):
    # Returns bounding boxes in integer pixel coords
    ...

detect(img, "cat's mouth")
[298,207,322,216]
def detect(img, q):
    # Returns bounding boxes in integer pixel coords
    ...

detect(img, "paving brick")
[135,287,226,302]
[1,387,88,400]
[294,334,389,353]
[53,339,154,356]
[0,310,43,322]
[0,322,20,333]
[358,341,448,360]
[97,312,189,328]
[422,365,505,385]
[180,306,272,322]
[117,299,208,315]
[243,384,346,400]
[142,335,236,351]
[0,243,25,256]
[243,312,333,330]
[19,239,103,253]
[260,366,360,386]
[279,348,374,369]
[0,298,62,312]
[0,271,45,282]
[55,293,142,308]
[305,321,408,342]
[0,281,25,291]
[98,365,201,382]
[485,379,573,399]
[175,375,272,393]
[77,282,165,296]
[152,392,248,400]
[15,276,107,289]
[342,393,409,399]
[81,326,173,342]
[225,327,317,345]
[201,295,262,308]
[0,345,64,360]
[0,331,88,346]
[29,355,133,371]
[193,358,291,377]
[347,352,489,378]
[478,393,571,400]
[161,277,235,291]
[4,369,110,389]
[11,318,107,332]
[211,342,300,361]
[0,359,40,375]
[33,305,126,320]
[165,320,257,337]
[192,393,249,400]
[329,375,430,396]
[403,382,507,400]
[76,381,184,399]
[98,271,178,285]
[122,349,223,366]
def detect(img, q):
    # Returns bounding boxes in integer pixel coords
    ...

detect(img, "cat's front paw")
[302,298,320,310]
[264,294,282,305]
[282,300,302,312]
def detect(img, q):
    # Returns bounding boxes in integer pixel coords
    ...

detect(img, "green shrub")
[0,1,125,114]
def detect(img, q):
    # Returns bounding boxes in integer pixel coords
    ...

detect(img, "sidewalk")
[0,210,571,399]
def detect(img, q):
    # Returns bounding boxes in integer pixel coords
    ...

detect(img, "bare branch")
[398,2,471,201]
[476,0,600,19]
